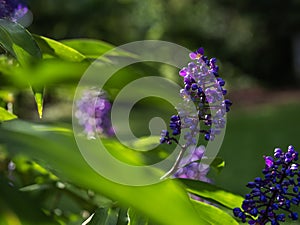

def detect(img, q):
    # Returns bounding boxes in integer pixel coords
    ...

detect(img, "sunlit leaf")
[0,107,17,122]
[191,199,239,225]
[61,39,114,58]
[178,178,244,209]
[34,35,86,62]
[33,91,44,118]
[61,39,137,59]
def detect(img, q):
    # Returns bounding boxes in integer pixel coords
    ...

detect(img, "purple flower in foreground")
[75,89,114,139]
[0,0,28,22]
[233,145,299,225]
[172,145,211,201]
[160,47,232,147]
[173,145,211,183]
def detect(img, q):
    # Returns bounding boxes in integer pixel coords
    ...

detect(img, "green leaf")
[33,35,86,62]
[33,91,44,119]
[178,178,244,210]
[61,39,137,59]
[0,177,59,225]
[0,19,42,66]
[116,208,129,225]
[128,208,149,225]
[191,200,239,225]
[0,20,45,118]
[0,120,209,225]
[87,208,119,225]
[61,39,115,58]
[0,107,17,122]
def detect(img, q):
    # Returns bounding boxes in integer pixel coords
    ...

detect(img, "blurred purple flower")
[0,0,28,22]
[173,145,211,183]
[75,89,114,139]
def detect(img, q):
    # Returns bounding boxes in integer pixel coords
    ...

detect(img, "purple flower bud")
[179,67,188,76]
[189,52,198,60]
[264,156,274,168]
[196,47,204,55]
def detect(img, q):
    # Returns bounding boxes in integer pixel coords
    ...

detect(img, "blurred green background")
[28,0,300,87]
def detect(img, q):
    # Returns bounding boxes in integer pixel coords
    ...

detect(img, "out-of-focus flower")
[75,89,114,139]
[233,145,299,225]
[160,47,232,148]
[0,0,28,22]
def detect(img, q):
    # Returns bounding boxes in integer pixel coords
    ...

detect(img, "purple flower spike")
[234,145,300,225]
[160,47,232,146]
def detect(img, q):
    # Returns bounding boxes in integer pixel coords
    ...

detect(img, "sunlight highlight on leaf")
[0,107,17,122]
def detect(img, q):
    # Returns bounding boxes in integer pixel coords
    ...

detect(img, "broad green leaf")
[0,107,17,122]
[61,39,115,58]
[178,178,244,210]
[0,19,42,66]
[191,200,239,225]
[61,39,137,59]
[87,208,119,225]
[34,35,86,62]
[0,120,209,225]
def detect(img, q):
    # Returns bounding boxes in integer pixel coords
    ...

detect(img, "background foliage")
[28,0,300,86]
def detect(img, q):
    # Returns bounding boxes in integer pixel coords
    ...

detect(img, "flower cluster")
[0,0,28,22]
[75,89,114,139]
[160,47,232,147]
[233,145,300,225]
[173,145,211,183]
